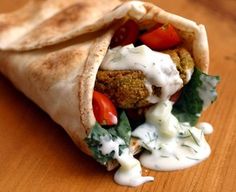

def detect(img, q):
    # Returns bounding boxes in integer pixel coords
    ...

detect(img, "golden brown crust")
[0,0,84,48]
[95,70,150,108]
[0,0,121,50]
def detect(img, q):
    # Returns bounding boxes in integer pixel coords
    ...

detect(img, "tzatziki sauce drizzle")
[99,135,154,187]
[100,44,183,102]
[132,100,212,171]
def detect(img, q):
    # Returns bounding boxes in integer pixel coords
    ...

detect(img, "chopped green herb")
[181,144,198,153]
[178,131,191,138]
[188,129,200,146]
[174,154,180,160]
[185,156,200,161]
[160,155,169,158]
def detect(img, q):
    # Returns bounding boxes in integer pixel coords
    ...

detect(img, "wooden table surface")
[0,0,235,191]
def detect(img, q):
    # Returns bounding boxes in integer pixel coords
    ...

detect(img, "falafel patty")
[164,48,195,84]
[95,47,194,108]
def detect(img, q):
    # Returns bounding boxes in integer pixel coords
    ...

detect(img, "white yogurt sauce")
[197,74,219,109]
[114,149,154,187]
[132,100,212,171]
[99,135,154,187]
[196,122,213,134]
[101,44,183,101]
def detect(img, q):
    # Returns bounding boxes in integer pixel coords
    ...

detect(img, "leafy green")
[172,68,220,126]
[84,111,131,165]
[115,111,132,145]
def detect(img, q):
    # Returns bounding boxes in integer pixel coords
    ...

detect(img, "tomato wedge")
[139,24,181,50]
[110,20,139,48]
[170,89,182,103]
[93,91,118,126]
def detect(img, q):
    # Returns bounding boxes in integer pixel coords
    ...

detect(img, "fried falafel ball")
[164,48,195,84]
[95,70,161,108]
[95,47,194,108]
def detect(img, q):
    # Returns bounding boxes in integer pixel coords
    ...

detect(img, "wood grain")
[0,0,236,191]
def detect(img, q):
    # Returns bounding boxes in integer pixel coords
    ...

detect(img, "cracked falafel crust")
[95,70,160,108]
[95,47,194,108]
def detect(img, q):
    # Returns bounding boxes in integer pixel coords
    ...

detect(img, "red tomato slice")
[170,89,182,103]
[93,91,118,126]
[139,24,181,50]
[110,20,139,48]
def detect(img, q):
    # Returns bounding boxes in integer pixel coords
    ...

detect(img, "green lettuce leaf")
[85,111,131,165]
[172,67,220,126]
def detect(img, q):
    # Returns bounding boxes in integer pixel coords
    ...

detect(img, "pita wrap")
[0,0,210,170]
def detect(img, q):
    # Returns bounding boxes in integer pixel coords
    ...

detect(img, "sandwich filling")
[85,20,219,187]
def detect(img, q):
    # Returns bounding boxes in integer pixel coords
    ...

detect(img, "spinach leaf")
[115,111,131,145]
[172,68,220,126]
[85,111,131,165]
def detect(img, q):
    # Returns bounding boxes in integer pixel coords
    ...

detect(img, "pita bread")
[0,0,210,169]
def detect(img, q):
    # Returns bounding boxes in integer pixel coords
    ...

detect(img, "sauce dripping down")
[132,101,212,171]
[99,136,153,187]
[101,44,183,102]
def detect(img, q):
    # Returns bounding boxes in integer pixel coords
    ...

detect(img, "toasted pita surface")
[0,0,210,165]
[0,0,121,50]
[0,1,209,72]
[0,0,81,49]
